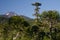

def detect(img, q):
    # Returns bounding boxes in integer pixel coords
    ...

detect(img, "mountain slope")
[0,12,33,23]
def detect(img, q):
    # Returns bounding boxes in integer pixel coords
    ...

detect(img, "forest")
[0,10,60,40]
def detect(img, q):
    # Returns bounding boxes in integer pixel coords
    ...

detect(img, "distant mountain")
[0,12,33,23]
[5,12,17,18]
[0,12,17,18]
[20,15,33,21]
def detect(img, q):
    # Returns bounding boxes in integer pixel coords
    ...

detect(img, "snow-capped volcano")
[5,12,17,17]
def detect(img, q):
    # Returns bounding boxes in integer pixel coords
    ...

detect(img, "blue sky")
[0,0,60,18]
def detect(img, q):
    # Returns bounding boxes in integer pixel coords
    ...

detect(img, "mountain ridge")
[0,12,33,23]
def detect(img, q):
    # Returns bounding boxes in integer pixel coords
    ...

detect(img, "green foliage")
[9,16,24,25]
[0,10,60,40]
[41,10,60,20]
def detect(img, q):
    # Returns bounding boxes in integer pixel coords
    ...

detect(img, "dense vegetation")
[0,10,60,40]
